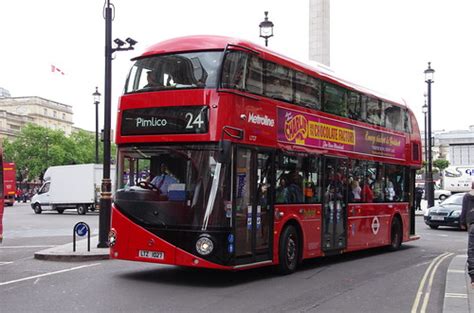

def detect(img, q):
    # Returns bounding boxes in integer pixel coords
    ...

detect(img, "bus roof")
[137,35,407,108]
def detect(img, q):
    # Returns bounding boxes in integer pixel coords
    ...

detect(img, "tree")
[433,159,450,172]
[3,124,116,181]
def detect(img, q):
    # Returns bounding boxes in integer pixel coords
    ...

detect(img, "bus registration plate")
[138,250,164,260]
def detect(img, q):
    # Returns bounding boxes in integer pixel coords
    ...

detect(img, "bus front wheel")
[277,225,299,274]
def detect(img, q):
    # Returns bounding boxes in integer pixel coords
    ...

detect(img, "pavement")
[34,235,110,261]
[32,200,472,312]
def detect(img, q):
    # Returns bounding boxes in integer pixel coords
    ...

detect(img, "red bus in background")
[3,162,16,206]
[109,35,422,273]
[0,151,4,243]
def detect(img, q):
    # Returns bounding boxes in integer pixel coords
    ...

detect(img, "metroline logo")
[248,113,275,127]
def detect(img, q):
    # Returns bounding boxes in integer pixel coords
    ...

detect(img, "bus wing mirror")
[216,140,232,164]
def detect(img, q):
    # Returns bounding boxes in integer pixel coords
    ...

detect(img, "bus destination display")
[121,106,208,135]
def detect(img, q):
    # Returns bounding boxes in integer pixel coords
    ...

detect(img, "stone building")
[421,126,474,166]
[0,96,74,141]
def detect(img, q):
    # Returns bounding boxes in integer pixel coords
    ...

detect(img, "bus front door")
[322,157,348,253]
[234,148,273,265]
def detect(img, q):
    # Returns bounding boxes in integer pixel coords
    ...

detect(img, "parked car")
[416,183,452,201]
[424,192,466,229]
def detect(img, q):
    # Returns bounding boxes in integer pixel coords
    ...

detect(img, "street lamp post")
[259,11,274,47]
[422,97,428,174]
[98,0,137,248]
[424,62,435,208]
[93,87,101,164]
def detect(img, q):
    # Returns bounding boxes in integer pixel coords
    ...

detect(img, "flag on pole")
[51,65,65,75]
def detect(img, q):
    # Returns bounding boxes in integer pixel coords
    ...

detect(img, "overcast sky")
[1,0,473,133]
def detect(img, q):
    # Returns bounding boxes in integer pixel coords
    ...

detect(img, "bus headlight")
[196,235,214,256]
[108,230,117,247]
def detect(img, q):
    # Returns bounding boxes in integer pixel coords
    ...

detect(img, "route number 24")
[185,112,205,129]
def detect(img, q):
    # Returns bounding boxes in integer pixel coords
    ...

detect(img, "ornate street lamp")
[422,96,428,174]
[98,0,137,248]
[424,62,435,208]
[259,11,274,47]
[92,87,101,164]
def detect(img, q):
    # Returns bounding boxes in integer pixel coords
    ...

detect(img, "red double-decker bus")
[110,35,422,273]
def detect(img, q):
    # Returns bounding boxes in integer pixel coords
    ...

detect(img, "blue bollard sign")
[75,222,89,237]
[73,222,91,252]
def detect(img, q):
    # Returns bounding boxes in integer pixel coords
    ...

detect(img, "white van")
[31,164,116,215]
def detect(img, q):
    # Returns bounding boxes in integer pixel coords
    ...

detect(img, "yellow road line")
[420,252,453,313]
[411,252,451,313]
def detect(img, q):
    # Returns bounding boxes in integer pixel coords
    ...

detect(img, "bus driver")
[150,163,178,196]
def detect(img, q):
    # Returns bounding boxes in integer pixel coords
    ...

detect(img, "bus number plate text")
[138,250,164,260]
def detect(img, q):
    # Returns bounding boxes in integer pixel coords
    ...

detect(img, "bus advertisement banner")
[277,107,405,160]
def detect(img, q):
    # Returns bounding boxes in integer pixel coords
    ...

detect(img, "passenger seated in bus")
[287,171,304,203]
[150,163,178,196]
[362,177,374,203]
[373,174,385,202]
[385,106,402,130]
[276,176,289,204]
[385,179,395,201]
[258,183,269,209]
[145,71,160,88]
[351,179,362,202]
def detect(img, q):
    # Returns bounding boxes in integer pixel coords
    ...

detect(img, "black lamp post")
[93,87,101,164]
[422,97,428,175]
[259,11,274,47]
[98,0,137,248]
[424,62,435,208]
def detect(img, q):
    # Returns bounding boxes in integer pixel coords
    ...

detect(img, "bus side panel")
[273,204,323,262]
[346,203,392,251]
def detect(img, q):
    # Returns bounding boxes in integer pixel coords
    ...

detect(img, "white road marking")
[0,262,13,266]
[0,245,55,249]
[0,263,100,286]
[445,293,468,299]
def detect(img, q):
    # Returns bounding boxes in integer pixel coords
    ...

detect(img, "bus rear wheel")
[277,225,299,274]
[389,217,402,251]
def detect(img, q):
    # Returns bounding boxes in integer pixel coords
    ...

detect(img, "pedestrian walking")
[460,182,474,288]
[415,186,423,211]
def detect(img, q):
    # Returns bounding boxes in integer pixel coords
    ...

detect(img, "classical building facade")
[0,96,74,141]
[421,126,474,166]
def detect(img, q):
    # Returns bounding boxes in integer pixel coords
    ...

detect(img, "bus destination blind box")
[121,106,208,136]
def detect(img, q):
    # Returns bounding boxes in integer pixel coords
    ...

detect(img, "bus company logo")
[284,114,308,144]
[247,112,275,127]
[135,117,167,128]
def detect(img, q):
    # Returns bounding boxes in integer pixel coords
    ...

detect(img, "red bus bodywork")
[3,163,16,206]
[0,152,4,242]
[110,35,422,272]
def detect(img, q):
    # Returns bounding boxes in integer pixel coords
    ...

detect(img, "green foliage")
[3,124,117,181]
[433,159,450,172]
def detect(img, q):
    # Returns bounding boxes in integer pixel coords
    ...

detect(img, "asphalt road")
[0,202,468,313]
